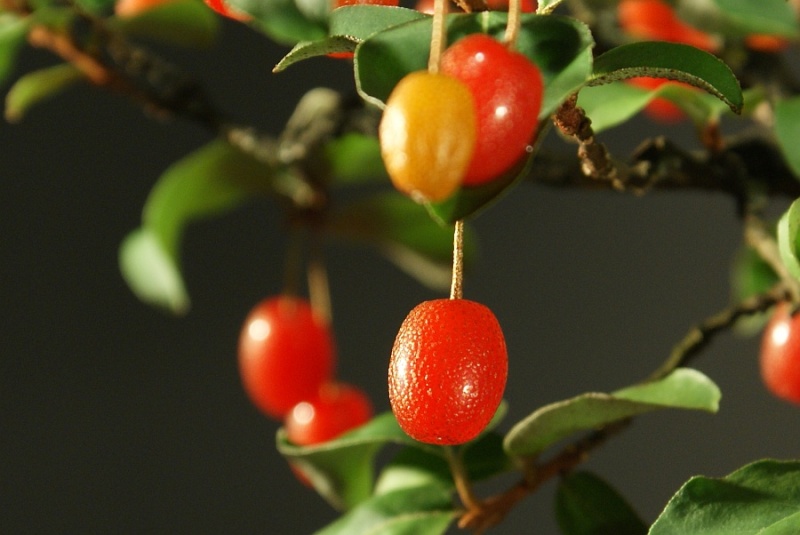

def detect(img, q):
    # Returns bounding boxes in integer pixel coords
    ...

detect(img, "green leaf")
[0,14,31,88]
[556,471,647,535]
[121,140,276,313]
[273,6,426,71]
[278,412,440,510]
[649,459,800,534]
[314,484,456,535]
[326,192,478,290]
[503,368,721,458]
[777,198,800,282]
[589,42,743,114]
[107,0,219,48]
[712,0,799,38]
[119,228,190,314]
[5,63,84,122]
[775,96,800,178]
[324,133,387,186]
[730,244,779,303]
[356,12,593,116]
[228,0,326,45]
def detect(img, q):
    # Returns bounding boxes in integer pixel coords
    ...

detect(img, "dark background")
[2,15,799,535]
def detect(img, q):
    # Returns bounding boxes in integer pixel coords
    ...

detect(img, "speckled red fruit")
[285,382,373,445]
[440,34,544,186]
[618,0,717,52]
[760,302,800,404]
[238,296,335,419]
[388,298,508,445]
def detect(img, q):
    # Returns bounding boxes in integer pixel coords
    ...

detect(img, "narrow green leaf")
[649,459,800,534]
[326,192,478,290]
[777,198,800,282]
[108,0,219,48]
[119,228,190,314]
[274,37,358,72]
[5,63,84,122]
[589,42,743,114]
[356,12,593,116]
[278,412,441,510]
[556,471,647,535]
[503,368,720,458]
[228,0,326,45]
[712,0,799,38]
[0,14,31,88]
[775,96,800,178]
[314,484,456,535]
[731,244,780,303]
[324,133,387,186]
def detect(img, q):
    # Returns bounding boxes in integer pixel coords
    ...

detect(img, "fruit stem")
[444,446,480,511]
[307,237,333,324]
[283,229,305,298]
[428,0,448,73]
[450,219,465,300]
[503,0,522,49]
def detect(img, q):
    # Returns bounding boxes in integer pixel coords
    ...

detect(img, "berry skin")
[440,34,544,186]
[617,0,717,53]
[238,295,336,419]
[380,72,477,203]
[484,0,536,12]
[285,382,373,445]
[388,298,508,445]
[760,302,800,404]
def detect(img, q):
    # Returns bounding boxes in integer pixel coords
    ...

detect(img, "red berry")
[285,382,373,445]
[745,34,789,53]
[380,71,477,203]
[388,298,508,445]
[760,302,800,404]
[238,295,336,419]
[204,0,252,21]
[617,0,717,53]
[440,34,544,186]
[483,0,537,12]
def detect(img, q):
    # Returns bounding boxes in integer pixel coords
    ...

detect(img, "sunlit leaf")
[775,96,800,178]
[314,484,456,535]
[326,192,478,290]
[119,228,190,314]
[278,412,440,510]
[776,198,800,282]
[556,471,647,535]
[5,63,84,122]
[589,42,743,114]
[108,0,219,48]
[503,368,720,458]
[649,459,800,534]
[0,14,31,88]
[356,12,593,116]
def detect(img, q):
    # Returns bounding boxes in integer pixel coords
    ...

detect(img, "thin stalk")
[428,0,448,72]
[450,220,465,300]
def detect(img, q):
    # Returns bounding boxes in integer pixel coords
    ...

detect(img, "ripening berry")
[388,298,508,445]
[441,34,544,186]
[238,295,336,419]
[760,302,800,404]
[285,382,373,445]
[114,0,175,17]
[379,71,477,203]
[617,0,718,52]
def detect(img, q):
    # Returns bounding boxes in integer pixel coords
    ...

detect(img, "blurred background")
[2,14,799,535]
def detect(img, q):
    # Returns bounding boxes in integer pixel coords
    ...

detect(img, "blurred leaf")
[556,471,647,535]
[73,0,116,14]
[228,0,326,45]
[324,133,387,186]
[777,198,800,282]
[356,12,593,116]
[274,5,426,71]
[649,459,800,534]
[731,244,779,303]
[775,96,800,178]
[119,228,190,314]
[712,0,799,38]
[589,42,743,114]
[503,368,720,458]
[278,412,441,510]
[121,140,276,313]
[108,0,219,48]
[326,192,478,290]
[0,14,31,88]
[314,484,456,535]
[537,0,563,13]
[5,63,84,122]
